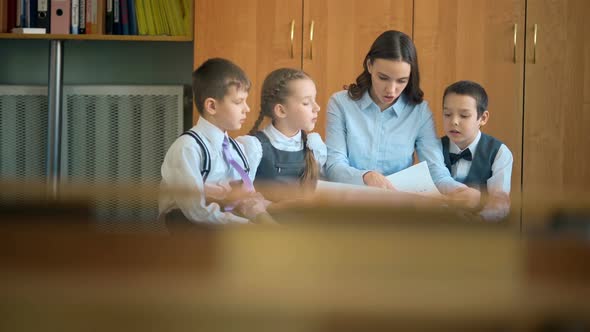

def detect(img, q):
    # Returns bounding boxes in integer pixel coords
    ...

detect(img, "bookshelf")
[0,0,194,42]
[0,33,192,42]
[0,0,195,196]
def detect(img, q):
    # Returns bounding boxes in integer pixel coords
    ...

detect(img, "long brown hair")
[348,30,424,105]
[249,68,319,189]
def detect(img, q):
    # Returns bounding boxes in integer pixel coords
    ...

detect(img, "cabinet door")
[414,0,525,197]
[303,0,413,137]
[194,0,302,135]
[522,0,590,228]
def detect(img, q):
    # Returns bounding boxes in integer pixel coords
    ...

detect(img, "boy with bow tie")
[441,80,514,221]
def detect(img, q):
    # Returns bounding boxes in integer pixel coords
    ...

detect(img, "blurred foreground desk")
[1,217,589,332]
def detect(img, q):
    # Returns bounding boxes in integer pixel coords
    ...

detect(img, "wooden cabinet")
[194,0,301,135]
[522,0,590,228]
[415,0,590,228]
[302,0,412,137]
[194,0,412,137]
[414,0,526,199]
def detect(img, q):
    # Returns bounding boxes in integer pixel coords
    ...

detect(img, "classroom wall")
[0,40,193,85]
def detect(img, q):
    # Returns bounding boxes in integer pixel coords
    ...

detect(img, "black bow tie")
[450,149,472,165]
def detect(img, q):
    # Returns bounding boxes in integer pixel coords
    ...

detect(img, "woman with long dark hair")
[325,30,479,205]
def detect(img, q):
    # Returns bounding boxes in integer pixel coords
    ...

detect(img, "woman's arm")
[325,94,369,185]
[415,103,466,194]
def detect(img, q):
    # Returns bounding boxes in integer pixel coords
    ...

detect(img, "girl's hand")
[362,171,397,190]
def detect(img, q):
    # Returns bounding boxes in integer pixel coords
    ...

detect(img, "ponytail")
[300,131,319,190]
[249,112,265,136]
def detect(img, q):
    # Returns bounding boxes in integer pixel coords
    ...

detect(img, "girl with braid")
[237,68,326,201]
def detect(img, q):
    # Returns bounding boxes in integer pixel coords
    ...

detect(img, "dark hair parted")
[347,30,424,105]
[192,58,251,115]
[249,68,319,189]
[443,80,489,118]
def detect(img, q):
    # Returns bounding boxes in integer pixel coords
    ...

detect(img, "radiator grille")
[0,85,185,232]
[0,86,48,182]
[62,86,183,232]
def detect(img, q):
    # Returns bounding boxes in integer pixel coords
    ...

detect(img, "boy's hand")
[203,183,232,200]
[447,187,481,210]
[480,193,510,221]
[235,192,272,221]
[363,171,397,190]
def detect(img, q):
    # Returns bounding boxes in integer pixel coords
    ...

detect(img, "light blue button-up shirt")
[325,90,464,194]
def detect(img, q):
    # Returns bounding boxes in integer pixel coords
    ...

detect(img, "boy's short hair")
[192,58,251,115]
[443,80,488,118]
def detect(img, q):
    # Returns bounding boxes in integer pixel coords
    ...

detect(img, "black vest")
[441,133,502,193]
[253,131,306,186]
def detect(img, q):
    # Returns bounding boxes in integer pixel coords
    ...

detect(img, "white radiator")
[0,85,186,231]
[0,86,48,182]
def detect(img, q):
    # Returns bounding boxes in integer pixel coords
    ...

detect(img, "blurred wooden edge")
[1,179,589,230]
[1,224,589,330]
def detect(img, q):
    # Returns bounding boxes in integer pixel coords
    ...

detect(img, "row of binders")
[0,0,190,36]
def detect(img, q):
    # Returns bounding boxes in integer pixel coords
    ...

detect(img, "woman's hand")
[362,171,397,190]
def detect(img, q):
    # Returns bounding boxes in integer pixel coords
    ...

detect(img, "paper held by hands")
[385,161,442,197]
[317,161,442,198]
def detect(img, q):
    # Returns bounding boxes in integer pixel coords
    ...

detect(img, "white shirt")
[449,131,513,221]
[236,124,327,171]
[159,117,260,224]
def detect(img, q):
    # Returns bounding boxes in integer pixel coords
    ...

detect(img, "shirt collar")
[262,123,302,146]
[358,90,375,110]
[449,130,482,156]
[193,117,227,148]
[357,90,408,116]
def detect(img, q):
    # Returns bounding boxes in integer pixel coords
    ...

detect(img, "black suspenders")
[183,130,211,181]
[181,130,250,181]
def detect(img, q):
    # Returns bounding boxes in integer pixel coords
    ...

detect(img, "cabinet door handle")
[533,23,538,64]
[290,19,295,59]
[309,20,315,60]
[513,23,518,63]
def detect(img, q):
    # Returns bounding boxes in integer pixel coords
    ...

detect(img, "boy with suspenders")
[159,58,273,227]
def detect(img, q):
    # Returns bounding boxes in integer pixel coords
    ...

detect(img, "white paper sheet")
[385,161,442,197]
[316,180,389,193]
[317,161,441,198]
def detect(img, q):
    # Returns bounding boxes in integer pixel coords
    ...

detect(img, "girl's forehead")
[288,79,316,96]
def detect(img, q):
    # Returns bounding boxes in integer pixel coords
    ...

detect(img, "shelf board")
[0,33,192,42]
